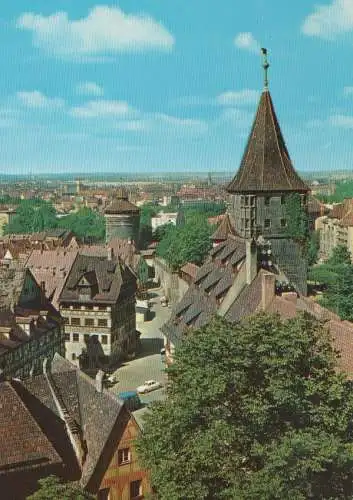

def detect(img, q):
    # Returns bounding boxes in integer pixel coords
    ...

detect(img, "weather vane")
[261,48,270,89]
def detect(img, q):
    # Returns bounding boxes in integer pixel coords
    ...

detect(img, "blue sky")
[0,1,353,175]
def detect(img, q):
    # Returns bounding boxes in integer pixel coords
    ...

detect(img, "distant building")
[59,253,137,368]
[0,265,64,380]
[0,206,16,236]
[317,199,353,261]
[0,354,151,499]
[151,212,179,232]
[104,188,140,244]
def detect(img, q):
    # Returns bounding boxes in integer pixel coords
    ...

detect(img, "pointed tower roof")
[227,50,309,194]
[211,214,238,241]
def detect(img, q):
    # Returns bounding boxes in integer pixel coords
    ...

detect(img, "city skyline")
[0,1,352,174]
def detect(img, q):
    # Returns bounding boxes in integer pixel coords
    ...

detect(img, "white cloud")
[76,82,104,96]
[216,89,260,106]
[16,6,175,58]
[219,107,253,128]
[153,113,208,133]
[16,91,65,108]
[302,0,353,38]
[343,86,353,96]
[70,99,132,118]
[234,32,260,53]
[329,114,353,128]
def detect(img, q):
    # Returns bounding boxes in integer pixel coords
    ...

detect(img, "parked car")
[136,380,162,394]
[118,391,142,411]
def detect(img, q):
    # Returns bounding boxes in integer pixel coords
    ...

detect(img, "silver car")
[136,379,162,394]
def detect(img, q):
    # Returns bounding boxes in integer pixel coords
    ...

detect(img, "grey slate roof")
[163,236,247,347]
[227,90,309,193]
[20,354,125,489]
[59,254,136,304]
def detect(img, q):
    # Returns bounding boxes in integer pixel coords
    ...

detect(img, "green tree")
[285,194,309,250]
[28,476,93,500]
[327,244,351,266]
[58,207,105,243]
[153,222,175,242]
[136,313,353,500]
[156,218,212,270]
[4,200,57,234]
[320,264,353,320]
[307,230,320,266]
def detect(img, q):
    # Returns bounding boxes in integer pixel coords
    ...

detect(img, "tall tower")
[227,49,310,294]
[104,187,140,244]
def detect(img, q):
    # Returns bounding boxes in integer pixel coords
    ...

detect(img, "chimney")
[107,247,113,261]
[246,239,257,285]
[95,369,104,393]
[261,272,276,311]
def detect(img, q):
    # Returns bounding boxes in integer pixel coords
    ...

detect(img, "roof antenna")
[261,48,270,90]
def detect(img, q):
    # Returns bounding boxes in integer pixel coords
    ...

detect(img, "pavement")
[109,288,171,405]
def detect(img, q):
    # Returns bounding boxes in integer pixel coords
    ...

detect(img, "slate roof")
[211,214,237,241]
[59,254,136,305]
[26,249,78,308]
[180,262,199,280]
[0,381,62,475]
[227,90,309,193]
[224,270,264,322]
[17,354,126,488]
[162,236,247,347]
[104,189,140,215]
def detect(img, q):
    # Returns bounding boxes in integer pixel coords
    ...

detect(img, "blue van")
[118,391,142,411]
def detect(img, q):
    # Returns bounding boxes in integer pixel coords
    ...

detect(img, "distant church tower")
[226,49,310,295]
[104,187,140,244]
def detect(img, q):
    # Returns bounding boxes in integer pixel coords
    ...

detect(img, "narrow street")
[110,288,171,405]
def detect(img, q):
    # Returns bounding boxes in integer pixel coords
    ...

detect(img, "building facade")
[0,266,64,380]
[0,355,151,499]
[59,254,137,368]
[317,199,353,261]
[105,188,140,244]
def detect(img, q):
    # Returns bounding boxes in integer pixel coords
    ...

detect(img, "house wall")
[98,416,151,500]
[61,299,136,366]
[1,325,64,379]
[154,257,185,305]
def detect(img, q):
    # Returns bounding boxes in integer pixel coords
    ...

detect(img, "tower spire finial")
[261,48,269,90]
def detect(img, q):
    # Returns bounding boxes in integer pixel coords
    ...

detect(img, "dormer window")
[264,197,271,206]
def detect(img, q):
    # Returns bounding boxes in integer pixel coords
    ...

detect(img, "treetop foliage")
[136,313,353,500]
[308,245,353,320]
[156,217,212,270]
[27,476,93,500]
[4,199,105,243]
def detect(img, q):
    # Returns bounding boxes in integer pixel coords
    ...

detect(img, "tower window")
[281,219,287,227]
[281,195,285,205]
[244,196,249,206]
[245,219,249,228]
[250,196,256,206]
[264,197,271,206]
[264,219,271,228]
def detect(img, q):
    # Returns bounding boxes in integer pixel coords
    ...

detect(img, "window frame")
[118,447,131,465]
[72,333,79,342]
[130,479,142,499]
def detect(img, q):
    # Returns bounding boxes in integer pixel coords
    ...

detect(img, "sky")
[0,0,353,175]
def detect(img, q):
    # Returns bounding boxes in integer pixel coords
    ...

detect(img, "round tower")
[104,187,140,244]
